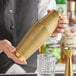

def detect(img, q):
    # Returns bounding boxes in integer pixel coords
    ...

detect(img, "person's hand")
[51,14,69,37]
[0,39,27,65]
[47,10,69,37]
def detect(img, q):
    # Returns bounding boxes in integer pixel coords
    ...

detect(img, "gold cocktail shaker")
[16,10,59,61]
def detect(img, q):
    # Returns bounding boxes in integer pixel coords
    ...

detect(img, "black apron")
[0,0,14,73]
[0,0,39,73]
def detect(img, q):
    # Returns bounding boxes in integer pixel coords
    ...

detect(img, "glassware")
[37,54,56,76]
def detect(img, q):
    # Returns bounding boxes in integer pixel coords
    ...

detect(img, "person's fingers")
[58,24,68,29]
[13,57,26,64]
[59,14,69,25]
[58,19,69,24]
[55,28,65,33]
[51,14,69,37]
[4,49,27,64]
[1,40,26,64]
[5,45,16,53]
[12,55,27,64]
[59,14,69,19]
[3,39,12,45]
[58,24,68,27]
[3,47,13,59]
[3,40,16,53]
[47,9,55,13]
[3,46,16,60]
[51,33,58,37]
[7,46,16,53]
[7,51,27,64]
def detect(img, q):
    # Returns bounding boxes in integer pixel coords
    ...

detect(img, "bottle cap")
[56,0,67,4]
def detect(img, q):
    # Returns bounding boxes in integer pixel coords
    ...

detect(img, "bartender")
[0,0,68,73]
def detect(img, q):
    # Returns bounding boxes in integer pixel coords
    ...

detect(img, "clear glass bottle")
[61,0,76,63]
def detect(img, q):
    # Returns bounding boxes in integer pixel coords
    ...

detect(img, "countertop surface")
[0,74,76,76]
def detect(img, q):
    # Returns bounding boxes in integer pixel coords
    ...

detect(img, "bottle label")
[56,4,67,14]
[63,27,76,47]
